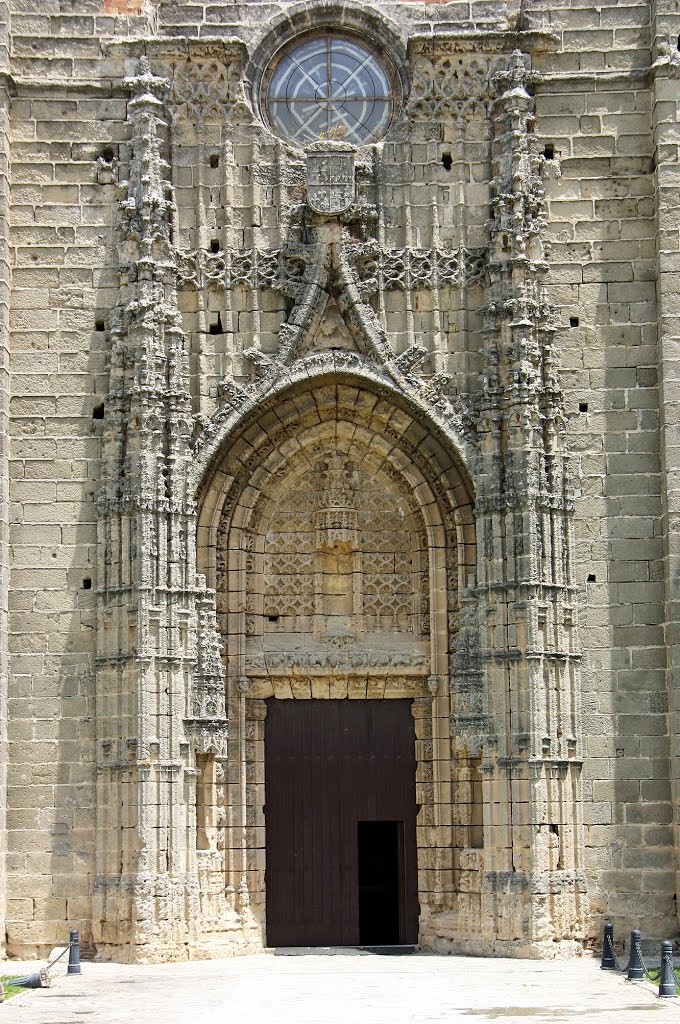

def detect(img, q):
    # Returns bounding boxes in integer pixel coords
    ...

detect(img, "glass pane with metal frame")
[266,34,393,146]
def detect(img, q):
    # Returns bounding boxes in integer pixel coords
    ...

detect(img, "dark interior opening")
[209,313,223,335]
[358,820,402,945]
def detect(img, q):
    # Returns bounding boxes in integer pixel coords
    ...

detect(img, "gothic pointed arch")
[190,371,485,948]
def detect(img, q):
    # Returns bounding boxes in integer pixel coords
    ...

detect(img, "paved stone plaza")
[0,953,678,1024]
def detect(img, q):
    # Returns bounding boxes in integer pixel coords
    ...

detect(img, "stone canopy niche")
[245,451,430,691]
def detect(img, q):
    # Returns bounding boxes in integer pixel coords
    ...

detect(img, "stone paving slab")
[0,952,677,1024]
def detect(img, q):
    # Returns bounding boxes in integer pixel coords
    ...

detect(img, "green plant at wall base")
[1,977,28,1000]
[642,970,680,995]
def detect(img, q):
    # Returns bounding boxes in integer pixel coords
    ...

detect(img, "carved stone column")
[94,57,200,960]
[474,50,586,952]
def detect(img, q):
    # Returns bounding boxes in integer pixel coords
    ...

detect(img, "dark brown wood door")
[265,698,418,947]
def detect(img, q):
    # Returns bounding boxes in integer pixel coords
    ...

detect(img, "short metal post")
[11,969,49,989]
[628,929,643,980]
[658,940,676,998]
[67,929,81,975]
[601,922,616,970]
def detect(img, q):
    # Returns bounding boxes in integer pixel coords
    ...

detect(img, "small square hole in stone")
[95,319,106,332]
[92,403,105,420]
[586,574,596,583]
[579,402,588,413]
[268,615,279,623]
[209,314,223,335]
[210,239,221,253]
[569,316,579,328]
[83,578,92,590]
[101,147,115,163]
[544,143,555,159]
[210,154,219,168]
[442,152,452,171]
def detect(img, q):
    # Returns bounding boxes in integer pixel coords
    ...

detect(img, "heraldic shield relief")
[306,142,356,215]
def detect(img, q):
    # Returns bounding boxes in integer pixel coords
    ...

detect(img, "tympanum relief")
[244,453,430,687]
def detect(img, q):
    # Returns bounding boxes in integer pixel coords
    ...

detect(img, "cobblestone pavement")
[0,951,677,1024]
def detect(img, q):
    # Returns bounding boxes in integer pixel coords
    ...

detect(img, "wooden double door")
[265,698,419,947]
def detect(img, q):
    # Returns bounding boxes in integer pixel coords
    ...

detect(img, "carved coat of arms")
[306,141,355,215]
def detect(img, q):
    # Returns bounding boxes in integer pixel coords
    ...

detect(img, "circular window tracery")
[263,34,396,147]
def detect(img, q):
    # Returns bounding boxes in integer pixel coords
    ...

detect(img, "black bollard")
[601,922,616,970]
[628,929,643,980]
[11,968,50,989]
[67,929,81,976]
[658,940,676,998]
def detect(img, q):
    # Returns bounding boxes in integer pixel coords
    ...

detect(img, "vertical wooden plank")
[265,698,418,947]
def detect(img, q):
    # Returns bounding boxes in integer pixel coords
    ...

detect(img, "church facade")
[0,0,678,961]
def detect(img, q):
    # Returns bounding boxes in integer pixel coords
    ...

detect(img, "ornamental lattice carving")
[176,244,487,292]
[167,51,252,125]
[407,52,509,122]
[246,454,431,659]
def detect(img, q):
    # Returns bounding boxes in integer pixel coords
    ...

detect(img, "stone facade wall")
[4,0,158,954]
[0,0,678,960]
[532,0,676,940]
[0,0,10,955]
[650,0,680,937]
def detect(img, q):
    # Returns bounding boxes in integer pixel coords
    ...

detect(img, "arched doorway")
[195,375,477,947]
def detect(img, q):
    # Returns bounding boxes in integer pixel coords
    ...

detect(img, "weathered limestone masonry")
[0,0,9,960]
[0,0,678,962]
[652,0,680,946]
[541,0,675,942]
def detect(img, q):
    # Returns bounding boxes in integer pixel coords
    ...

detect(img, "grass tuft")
[1,976,28,1000]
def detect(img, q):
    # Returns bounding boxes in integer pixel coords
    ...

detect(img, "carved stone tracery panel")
[255,453,428,648]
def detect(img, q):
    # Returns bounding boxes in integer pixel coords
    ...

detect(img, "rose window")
[263,34,394,147]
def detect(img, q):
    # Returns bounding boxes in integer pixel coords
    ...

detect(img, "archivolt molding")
[200,408,475,707]
[199,387,474,550]
[188,357,478,500]
[191,373,485,732]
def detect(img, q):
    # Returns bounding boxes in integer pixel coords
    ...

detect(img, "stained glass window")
[264,35,394,147]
